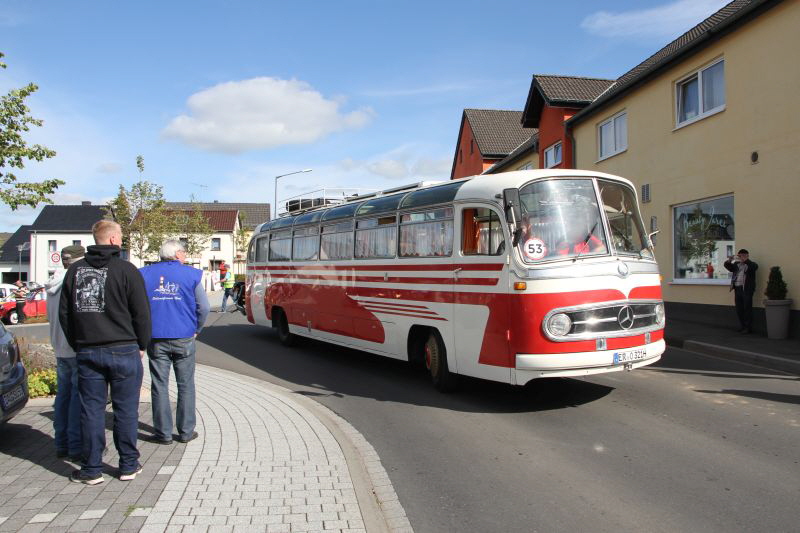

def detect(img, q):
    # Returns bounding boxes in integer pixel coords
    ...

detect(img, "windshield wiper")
[573,222,599,262]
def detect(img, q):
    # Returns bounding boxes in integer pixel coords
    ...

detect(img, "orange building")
[450,109,534,180]
[519,75,614,169]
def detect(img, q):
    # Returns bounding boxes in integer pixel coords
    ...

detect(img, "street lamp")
[273,169,312,220]
[16,242,30,283]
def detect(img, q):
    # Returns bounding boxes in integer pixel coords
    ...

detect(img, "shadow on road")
[197,316,614,414]
[694,389,800,405]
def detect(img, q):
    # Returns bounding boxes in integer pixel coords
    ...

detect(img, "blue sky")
[0,0,728,231]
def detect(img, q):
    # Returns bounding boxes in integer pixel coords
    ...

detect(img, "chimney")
[82,201,92,206]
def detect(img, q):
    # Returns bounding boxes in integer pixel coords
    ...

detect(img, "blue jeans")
[77,344,143,476]
[54,357,81,456]
[221,287,234,311]
[148,338,196,441]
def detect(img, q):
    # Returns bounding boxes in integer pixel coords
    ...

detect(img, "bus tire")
[275,309,295,347]
[424,329,458,392]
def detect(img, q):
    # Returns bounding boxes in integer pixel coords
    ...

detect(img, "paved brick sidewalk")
[0,364,411,532]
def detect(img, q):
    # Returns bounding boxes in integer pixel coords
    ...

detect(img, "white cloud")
[581,0,729,40]
[96,162,122,174]
[162,77,374,154]
[366,159,409,180]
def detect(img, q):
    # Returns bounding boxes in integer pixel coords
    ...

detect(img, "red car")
[1,287,47,325]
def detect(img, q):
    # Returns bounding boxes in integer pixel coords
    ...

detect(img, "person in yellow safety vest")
[220,266,235,312]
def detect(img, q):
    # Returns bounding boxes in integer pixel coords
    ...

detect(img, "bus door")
[453,204,512,382]
[249,236,269,326]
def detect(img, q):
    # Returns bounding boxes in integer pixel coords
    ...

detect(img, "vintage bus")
[245,170,665,391]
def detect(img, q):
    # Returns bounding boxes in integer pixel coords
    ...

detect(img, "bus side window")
[248,239,256,263]
[462,208,505,256]
[255,236,269,262]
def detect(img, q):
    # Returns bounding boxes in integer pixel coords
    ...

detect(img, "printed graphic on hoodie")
[74,266,107,312]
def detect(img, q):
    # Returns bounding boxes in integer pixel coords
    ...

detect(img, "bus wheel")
[276,309,295,347]
[424,330,458,392]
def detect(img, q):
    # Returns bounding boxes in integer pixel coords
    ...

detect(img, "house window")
[598,111,627,160]
[676,59,725,126]
[211,238,221,251]
[48,240,57,252]
[544,142,562,168]
[72,240,81,246]
[517,162,534,170]
[673,195,734,282]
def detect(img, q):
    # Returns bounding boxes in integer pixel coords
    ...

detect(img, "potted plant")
[763,266,792,339]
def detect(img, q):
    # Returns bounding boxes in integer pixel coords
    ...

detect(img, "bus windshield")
[597,180,651,258]
[517,179,608,262]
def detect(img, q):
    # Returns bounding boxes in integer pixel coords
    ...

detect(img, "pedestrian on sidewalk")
[140,239,209,445]
[46,244,85,461]
[59,220,152,485]
[220,262,235,312]
[12,280,29,323]
[724,248,758,333]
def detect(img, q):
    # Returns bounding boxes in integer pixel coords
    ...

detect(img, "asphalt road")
[22,313,800,532]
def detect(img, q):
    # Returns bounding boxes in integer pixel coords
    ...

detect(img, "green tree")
[0,52,64,209]
[105,185,133,250]
[234,212,250,263]
[110,156,170,264]
[172,195,213,261]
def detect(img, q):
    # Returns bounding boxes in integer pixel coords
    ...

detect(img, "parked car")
[0,287,47,325]
[0,322,28,423]
[0,284,18,303]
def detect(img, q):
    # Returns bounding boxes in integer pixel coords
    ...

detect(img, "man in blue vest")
[140,240,210,444]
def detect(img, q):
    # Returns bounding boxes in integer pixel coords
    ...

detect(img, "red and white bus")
[245,170,665,390]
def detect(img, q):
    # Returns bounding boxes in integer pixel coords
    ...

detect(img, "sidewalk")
[665,318,800,375]
[0,364,412,533]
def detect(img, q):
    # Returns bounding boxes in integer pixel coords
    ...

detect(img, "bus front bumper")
[512,339,665,384]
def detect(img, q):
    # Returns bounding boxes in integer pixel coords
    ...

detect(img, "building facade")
[565,0,797,332]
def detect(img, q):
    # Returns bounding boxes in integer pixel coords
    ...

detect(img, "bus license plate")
[613,348,647,364]
[1,385,25,410]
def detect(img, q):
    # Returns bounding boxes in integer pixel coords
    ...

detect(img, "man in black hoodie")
[59,220,152,485]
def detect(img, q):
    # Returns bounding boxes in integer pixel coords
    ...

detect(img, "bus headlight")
[546,313,572,337]
[654,303,665,326]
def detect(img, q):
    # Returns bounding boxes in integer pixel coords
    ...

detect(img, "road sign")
[48,251,61,267]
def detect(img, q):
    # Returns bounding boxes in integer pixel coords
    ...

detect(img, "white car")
[0,284,19,303]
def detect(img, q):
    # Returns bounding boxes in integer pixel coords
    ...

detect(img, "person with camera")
[723,249,758,333]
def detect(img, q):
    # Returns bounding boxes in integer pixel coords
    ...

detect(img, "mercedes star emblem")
[617,262,630,277]
[617,306,635,330]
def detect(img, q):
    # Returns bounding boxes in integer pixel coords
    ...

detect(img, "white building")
[0,225,32,284]
[27,203,106,284]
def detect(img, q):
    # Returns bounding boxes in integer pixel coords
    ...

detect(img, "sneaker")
[119,464,143,481]
[69,470,104,485]
[144,434,173,445]
[175,431,198,443]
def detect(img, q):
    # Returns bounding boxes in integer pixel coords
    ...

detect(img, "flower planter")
[763,299,792,340]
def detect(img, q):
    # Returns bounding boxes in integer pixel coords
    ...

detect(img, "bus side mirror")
[503,188,523,247]
[502,188,522,225]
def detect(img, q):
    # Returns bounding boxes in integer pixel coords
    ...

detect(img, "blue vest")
[140,261,202,339]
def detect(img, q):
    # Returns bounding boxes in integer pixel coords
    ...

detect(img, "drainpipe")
[565,121,577,169]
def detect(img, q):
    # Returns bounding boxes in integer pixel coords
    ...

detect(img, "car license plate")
[613,348,647,364]
[1,385,25,410]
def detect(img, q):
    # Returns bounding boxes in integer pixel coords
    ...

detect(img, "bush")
[765,266,788,300]
[234,274,246,282]
[28,368,57,398]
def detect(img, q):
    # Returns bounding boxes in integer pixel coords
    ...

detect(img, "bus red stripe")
[248,263,504,272]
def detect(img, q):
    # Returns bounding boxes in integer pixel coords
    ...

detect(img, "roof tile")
[463,109,534,157]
